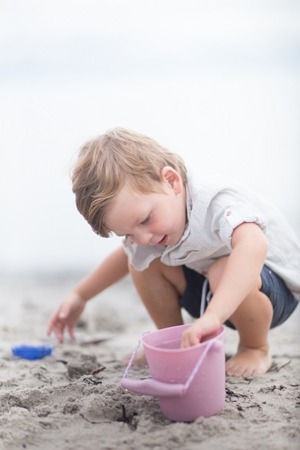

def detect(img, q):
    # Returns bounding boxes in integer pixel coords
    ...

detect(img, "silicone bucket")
[122,324,225,422]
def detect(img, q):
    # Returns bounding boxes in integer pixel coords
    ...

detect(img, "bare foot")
[226,345,272,377]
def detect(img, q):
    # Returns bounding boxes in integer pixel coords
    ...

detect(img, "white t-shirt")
[123,176,300,301]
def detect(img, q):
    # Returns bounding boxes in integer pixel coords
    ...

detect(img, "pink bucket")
[121,324,225,422]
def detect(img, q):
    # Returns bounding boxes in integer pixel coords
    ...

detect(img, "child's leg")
[208,257,273,377]
[129,258,185,329]
[124,259,185,366]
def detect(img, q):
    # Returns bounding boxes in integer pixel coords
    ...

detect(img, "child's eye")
[141,215,150,225]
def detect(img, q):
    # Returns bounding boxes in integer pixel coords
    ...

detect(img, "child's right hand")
[47,292,86,343]
[180,311,221,348]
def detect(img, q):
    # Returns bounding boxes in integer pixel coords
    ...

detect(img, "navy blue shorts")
[179,265,298,329]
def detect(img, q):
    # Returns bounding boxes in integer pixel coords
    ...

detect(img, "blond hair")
[72,127,187,237]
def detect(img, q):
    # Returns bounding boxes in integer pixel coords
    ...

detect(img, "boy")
[47,127,300,377]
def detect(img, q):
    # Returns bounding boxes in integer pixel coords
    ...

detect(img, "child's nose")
[135,232,152,246]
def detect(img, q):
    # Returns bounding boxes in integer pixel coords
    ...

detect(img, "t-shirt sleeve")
[217,202,267,249]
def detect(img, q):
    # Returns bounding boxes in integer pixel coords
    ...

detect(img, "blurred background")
[1,0,299,277]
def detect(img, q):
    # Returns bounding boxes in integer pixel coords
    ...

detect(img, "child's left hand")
[181,312,222,347]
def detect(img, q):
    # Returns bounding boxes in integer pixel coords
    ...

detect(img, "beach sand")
[0,274,299,450]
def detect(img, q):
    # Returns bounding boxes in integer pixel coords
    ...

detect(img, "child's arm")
[47,245,128,342]
[181,222,268,347]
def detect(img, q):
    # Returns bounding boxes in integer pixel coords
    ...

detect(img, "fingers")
[47,294,85,344]
[46,313,58,337]
[47,307,70,343]
[67,323,76,340]
[54,324,65,344]
[181,313,222,348]
[181,329,201,348]
[47,316,65,343]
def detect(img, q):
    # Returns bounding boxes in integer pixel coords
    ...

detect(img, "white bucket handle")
[121,332,222,397]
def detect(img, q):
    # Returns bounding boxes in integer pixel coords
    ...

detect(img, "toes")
[226,361,243,377]
[225,351,272,377]
[226,368,242,377]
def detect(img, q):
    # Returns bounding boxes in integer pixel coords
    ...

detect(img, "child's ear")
[160,166,182,193]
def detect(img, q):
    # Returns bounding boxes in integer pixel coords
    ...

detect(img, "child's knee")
[129,259,185,295]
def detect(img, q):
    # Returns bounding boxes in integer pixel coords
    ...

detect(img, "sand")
[0,273,299,450]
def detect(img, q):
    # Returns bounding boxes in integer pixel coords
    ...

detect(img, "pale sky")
[1,0,299,80]
[1,0,299,273]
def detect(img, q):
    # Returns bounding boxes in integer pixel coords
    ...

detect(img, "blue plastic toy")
[11,345,53,360]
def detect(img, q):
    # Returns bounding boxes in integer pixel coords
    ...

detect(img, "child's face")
[104,167,187,247]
